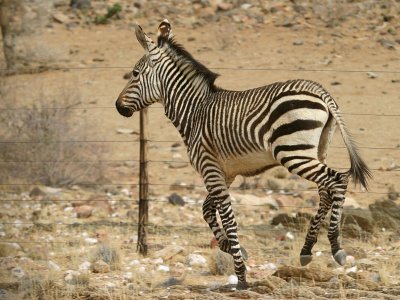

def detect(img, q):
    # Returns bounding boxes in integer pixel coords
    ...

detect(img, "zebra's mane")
[164,38,219,91]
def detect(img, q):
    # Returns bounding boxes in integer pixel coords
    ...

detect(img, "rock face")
[0,0,68,73]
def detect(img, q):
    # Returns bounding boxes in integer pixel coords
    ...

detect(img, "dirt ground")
[1,1,400,299]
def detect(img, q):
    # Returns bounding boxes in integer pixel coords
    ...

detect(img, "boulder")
[342,208,375,237]
[271,212,313,228]
[273,265,335,282]
[369,200,400,230]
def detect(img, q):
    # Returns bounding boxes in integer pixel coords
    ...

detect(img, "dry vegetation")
[0,0,400,299]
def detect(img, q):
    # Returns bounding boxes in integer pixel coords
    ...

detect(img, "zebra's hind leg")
[278,154,349,266]
[327,172,349,265]
[300,186,332,266]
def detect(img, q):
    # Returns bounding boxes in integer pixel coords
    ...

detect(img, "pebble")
[116,127,134,134]
[346,255,356,266]
[168,160,189,169]
[52,12,69,24]
[293,39,304,46]
[92,260,110,273]
[47,260,61,271]
[168,193,185,206]
[84,237,98,245]
[285,231,294,240]
[123,272,133,280]
[346,266,357,274]
[74,205,93,218]
[367,72,378,79]
[79,261,91,271]
[129,259,141,266]
[152,257,164,264]
[259,262,277,270]
[157,265,170,272]
[11,267,25,278]
[187,253,207,266]
[154,245,185,260]
[379,38,396,50]
[228,274,238,285]
[64,270,79,284]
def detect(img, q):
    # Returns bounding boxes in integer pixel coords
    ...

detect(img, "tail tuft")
[348,144,372,190]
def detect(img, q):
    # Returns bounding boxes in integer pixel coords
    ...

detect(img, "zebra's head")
[116,20,171,117]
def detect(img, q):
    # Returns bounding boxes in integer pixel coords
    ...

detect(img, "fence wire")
[1,65,399,259]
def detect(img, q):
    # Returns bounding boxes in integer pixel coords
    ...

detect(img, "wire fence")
[1,66,399,257]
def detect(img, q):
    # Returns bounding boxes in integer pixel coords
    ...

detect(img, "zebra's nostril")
[116,100,133,117]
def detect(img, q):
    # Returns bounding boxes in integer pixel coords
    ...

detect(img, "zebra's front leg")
[300,187,332,266]
[215,195,248,290]
[202,194,230,254]
[203,194,249,260]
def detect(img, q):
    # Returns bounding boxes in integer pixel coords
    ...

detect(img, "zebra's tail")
[326,100,372,190]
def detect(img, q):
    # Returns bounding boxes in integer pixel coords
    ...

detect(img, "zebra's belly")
[222,151,278,178]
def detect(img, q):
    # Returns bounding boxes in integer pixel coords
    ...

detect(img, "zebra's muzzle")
[115,100,134,117]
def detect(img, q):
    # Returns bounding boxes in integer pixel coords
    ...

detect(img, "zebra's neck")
[159,63,214,144]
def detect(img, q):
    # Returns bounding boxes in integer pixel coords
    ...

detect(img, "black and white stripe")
[115,20,371,289]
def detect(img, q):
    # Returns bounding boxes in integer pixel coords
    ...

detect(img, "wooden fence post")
[137,108,149,255]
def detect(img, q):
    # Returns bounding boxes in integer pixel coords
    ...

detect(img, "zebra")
[115,20,371,289]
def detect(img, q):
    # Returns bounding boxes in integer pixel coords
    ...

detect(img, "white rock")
[138,266,146,272]
[11,267,24,278]
[105,282,116,290]
[84,237,98,245]
[346,266,357,274]
[259,262,277,270]
[116,128,136,134]
[188,254,207,266]
[123,272,133,280]
[157,265,170,272]
[315,251,322,257]
[0,232,5,237]
[129,259,140,266]
[64,206,74,212]
[44,187,61,194]
[228,274,238,285]
[240,3,252,10]
[79,261,91,271]
[346,255,356,265]
[121,188,131,197]
[152,257,164,264]
[48,260,61,271]
[285,232,294,240]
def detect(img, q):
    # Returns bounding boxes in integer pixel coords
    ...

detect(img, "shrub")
[0,78,102,187]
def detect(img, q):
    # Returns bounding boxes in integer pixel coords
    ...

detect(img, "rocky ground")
[1,0,400,299]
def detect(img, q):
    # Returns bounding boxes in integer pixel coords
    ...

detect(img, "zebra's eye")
[132,70,139,77]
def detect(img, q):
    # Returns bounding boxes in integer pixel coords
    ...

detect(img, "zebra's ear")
[157,19,172,47]
[134,23,160,66]
[134,23,152,53]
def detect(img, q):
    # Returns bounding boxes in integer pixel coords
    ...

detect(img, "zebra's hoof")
[236,281,249,290]
[240,246,248,261]
[300,254,313,266]
[333,249,347,266]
